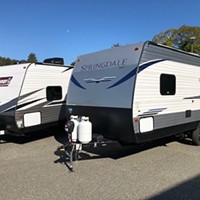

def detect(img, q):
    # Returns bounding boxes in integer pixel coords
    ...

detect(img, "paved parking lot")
[1,127,200,200]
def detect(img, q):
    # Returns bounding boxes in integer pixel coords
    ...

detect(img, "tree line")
[152,25,200,54]
[0,53,37,66]
[113,25,200,54]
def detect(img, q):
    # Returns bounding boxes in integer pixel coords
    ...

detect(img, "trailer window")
[46,86,62,101]
[160,74,176,95]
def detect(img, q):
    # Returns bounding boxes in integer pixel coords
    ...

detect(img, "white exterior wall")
[0,64,28,110]
[67,44,143,109]
[18,64,71,110]
[133,60,200,133]
[17,63,72,126]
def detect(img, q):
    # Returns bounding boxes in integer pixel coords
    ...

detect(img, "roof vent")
[43,57,64,65]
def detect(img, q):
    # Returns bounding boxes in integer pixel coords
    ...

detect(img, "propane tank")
[70,115,79,142]
[78,116,92,144]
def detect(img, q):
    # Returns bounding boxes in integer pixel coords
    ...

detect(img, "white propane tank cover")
[81,116,87,120]
[69,115,79,142]
[78,116,92,144]
[70,115,77,120]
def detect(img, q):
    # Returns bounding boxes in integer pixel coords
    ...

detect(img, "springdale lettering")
[81,58,128,71]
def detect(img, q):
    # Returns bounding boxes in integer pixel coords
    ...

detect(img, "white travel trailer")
[0,60,72,136]
[66,41,200,145]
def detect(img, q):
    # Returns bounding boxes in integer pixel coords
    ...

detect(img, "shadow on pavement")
[54,136,176,170]
[147,174,200,200]
[0,125,65,144]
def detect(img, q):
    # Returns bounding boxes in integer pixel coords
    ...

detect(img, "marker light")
[134,47,140,51]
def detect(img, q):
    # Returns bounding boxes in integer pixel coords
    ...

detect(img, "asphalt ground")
[1,127,200,200]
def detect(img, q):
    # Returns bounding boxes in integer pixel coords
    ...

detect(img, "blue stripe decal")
[138,59,166,73]
[184,95,200,99]
[107,59,166,89]
[71,75,86,90]
[107,68,137,89]
[140,108,167,115]
[0,98,18,113]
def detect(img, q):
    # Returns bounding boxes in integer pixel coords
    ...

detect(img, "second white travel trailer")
[0,59,72,136]
[66,41,200,146]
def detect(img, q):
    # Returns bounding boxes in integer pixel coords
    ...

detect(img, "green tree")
[27,53,37,63]
[70,61,76,66]
[112,43,121,48]
[152,25,200,54]
[0,57,17,66]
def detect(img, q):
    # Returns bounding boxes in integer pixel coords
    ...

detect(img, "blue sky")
[0,0,199,64]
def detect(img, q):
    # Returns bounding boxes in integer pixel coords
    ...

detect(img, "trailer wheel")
[192,128,200,146]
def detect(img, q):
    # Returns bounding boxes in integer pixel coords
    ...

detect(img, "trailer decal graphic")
[71,75,86,90]
[71,59,166,90]
[62,67,73,73]
[138,59,166,73]
[0,76,13,87]
[184,95,200,99]
[107,68,137,89]
[19,88,44,100]
[107,59,165,89]
[84,76,116,84]
[46,100,66,106]
[0,89,45,113]
[0,98,18,113]
[140,108,167,116]
[16,98,45,110]
[80,58,128,71]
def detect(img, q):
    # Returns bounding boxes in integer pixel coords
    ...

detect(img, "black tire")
[192,128,200,146]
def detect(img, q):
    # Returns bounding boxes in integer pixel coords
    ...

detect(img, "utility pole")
[190,36,196,53]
